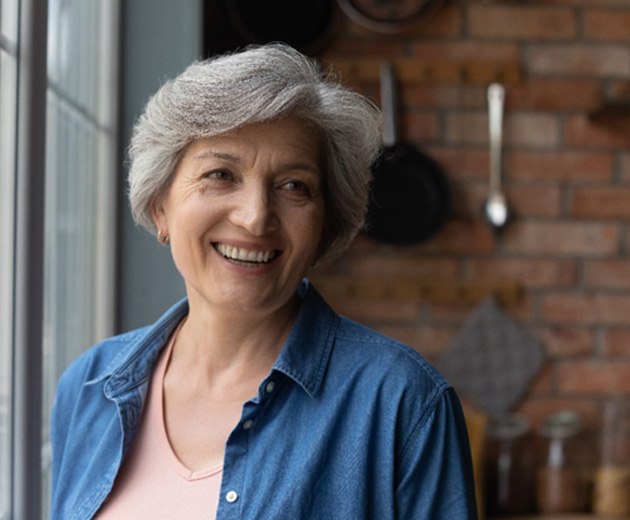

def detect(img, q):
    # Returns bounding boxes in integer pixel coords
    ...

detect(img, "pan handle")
[487,83,505,194]
[380,61,398,147]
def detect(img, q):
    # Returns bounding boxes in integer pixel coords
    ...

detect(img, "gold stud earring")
[157,230,170,245]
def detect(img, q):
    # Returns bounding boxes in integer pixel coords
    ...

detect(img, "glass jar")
[535,410,589,514]
[484,414,535,517]
[593,398,630,517]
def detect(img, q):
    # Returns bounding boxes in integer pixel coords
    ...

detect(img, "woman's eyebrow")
[193,150,320,174]
[192,150,241,163]
[281,162,321,176]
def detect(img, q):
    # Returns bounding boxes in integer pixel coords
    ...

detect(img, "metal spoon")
[483,83,510,232]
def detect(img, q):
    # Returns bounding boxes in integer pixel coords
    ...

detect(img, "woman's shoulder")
[57,298,189,392]
[57,327,152,391]
[332,314,450,395]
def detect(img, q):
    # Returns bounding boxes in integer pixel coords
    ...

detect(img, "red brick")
[528,44,630,78]
[347,255,461,278]
[449,181,487,218]
[459,184,558,223]
[468,4,577,40]
[401,111,440,143]
[557,360,630,394]
[409,41,520,62]
[428,300,485,323]
[326,297,420,323]
[429,147,489,181]
[535,326,595,357]
[415,219,496,255]
[468,258,578,288]
[321,38,405,60]
[507,151,614,182]
[565,114,630,148]
[602,329,630,357]
[506,184,563,218]
[309,0,630,420]
[467,183,561,222]
[541,293,630,325]
[517,397,600,430]
[405,84,486,110]
[445,112,560,148]
[585,9,630,41]
[506,79,603,112]
[431,293,533,323]
[405,2,462,39]
[571,187,630,218]
[585,260,630,289]
[504,222,619,256]
[527,367,555,396]
[619,152,630,183]
[376,324,456,359]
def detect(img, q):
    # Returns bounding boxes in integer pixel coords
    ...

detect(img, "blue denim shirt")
[51,280,477,519]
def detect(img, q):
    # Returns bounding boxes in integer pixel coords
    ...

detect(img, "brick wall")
[314,0,630,431]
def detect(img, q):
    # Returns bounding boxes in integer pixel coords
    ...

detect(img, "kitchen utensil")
[225,0,336,55]
[364,62,450,245]
[436,295,546,418]
[482,83,510,233]
[337,0,446,33]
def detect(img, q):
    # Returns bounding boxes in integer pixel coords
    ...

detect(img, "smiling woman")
[151,119,326,319]
[51,43,478,520]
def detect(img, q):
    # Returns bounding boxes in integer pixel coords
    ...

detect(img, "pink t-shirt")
[95,325,223,519]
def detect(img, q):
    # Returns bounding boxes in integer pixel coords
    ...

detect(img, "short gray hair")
[128,43,381,264]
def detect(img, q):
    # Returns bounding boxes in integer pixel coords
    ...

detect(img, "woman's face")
[152,117,326,317]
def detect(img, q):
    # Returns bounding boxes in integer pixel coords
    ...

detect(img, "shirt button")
[225,490,239,503]
[265,381,276,393]
[242,419,254,430]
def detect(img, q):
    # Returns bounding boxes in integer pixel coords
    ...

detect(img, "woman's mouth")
[213,243,280,265]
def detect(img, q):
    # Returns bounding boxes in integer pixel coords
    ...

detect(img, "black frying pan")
[364,62,451,245]
[225,0,336,55]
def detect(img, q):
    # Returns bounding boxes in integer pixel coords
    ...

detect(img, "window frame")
[11,0,48,518]
[1,0,120,517]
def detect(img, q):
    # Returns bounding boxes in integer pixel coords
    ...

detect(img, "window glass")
[41,0,118,514]
[0,0,19,515]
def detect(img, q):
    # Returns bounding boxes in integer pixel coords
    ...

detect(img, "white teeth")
[215,243,275,263]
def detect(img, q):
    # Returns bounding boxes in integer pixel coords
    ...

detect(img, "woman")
[51,44,477,519]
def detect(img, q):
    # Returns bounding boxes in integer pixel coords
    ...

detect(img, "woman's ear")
[150,197,167,235]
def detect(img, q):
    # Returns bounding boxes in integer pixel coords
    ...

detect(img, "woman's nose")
[230,184,278,235]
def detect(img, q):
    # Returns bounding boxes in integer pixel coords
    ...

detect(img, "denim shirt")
[51,280,477,519]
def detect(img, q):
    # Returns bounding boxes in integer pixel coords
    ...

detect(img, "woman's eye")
[281,180,310,194]
[204,170,232,181]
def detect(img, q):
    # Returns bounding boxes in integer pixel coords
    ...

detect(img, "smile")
[214,243,280,264]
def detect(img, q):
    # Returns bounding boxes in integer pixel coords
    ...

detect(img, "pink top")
[95,324,223,519]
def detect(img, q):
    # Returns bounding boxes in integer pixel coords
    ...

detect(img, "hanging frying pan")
[225,0,337,56]
[364,62,451,245]
[337,0,447,34]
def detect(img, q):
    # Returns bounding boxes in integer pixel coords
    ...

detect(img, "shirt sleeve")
[395,387,478,519]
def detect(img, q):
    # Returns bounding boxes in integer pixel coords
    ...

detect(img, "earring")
[157,230,170,245]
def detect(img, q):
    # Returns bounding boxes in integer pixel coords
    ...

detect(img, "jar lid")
[487,414,530,440]
[539,410,583,439]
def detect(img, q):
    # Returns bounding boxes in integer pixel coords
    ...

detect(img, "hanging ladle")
[483,83,510,232]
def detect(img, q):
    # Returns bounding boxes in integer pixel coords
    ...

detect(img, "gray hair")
[128,43,382,265]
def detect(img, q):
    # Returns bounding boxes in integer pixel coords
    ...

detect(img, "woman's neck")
[167,294,300,391]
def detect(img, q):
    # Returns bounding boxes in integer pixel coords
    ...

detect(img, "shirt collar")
[104,279,337,398]
[272,279,339,398]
